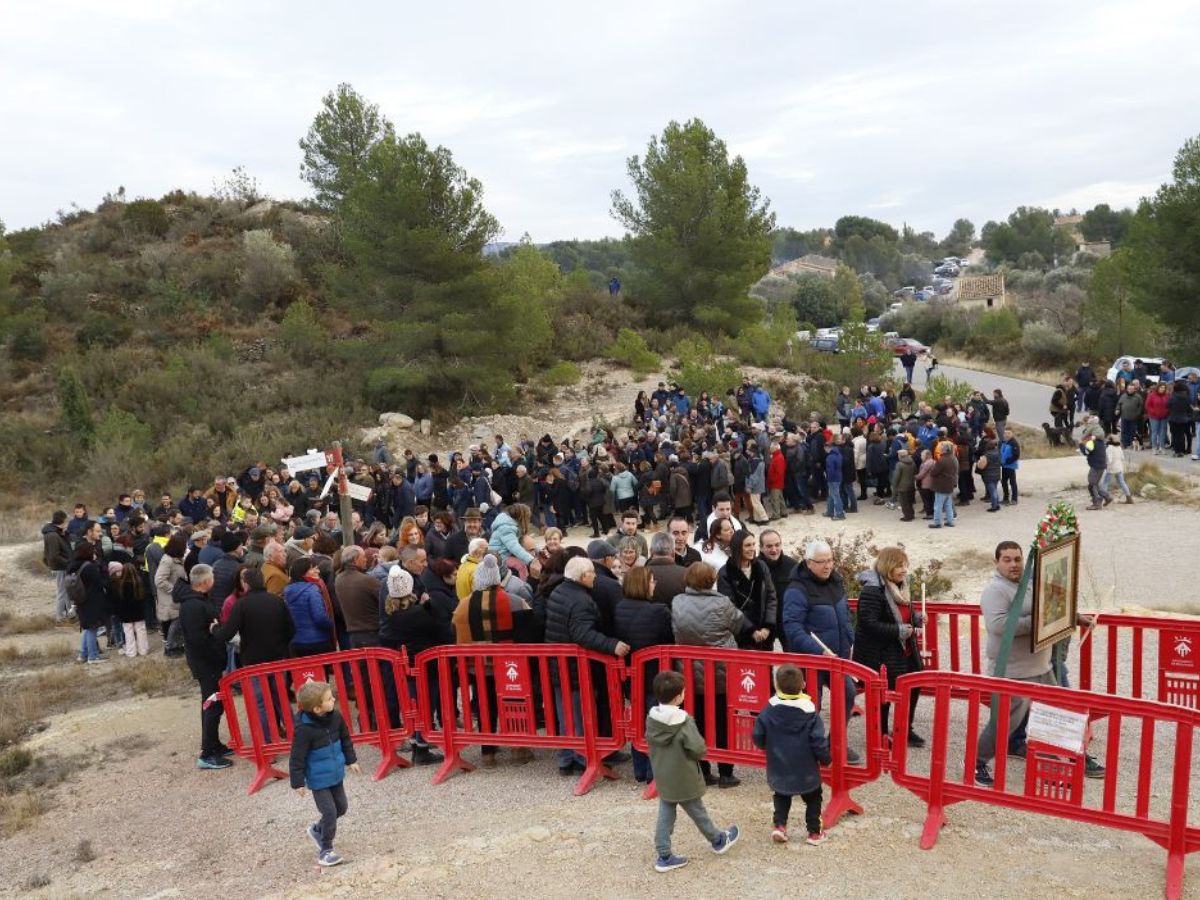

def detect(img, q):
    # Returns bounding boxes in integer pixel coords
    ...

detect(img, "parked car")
[888,337,929,356]
[934,264,960,277]
[915,289,934,301]
[1106,356,1165,384]
[936,283,954,295]
[893,286,916,298]
[809,337,841,354]
[888,302,904,312]
[865,317,881,333]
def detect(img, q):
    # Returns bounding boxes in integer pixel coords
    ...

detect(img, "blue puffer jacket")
[288,709,355,790]
[488,512,534,565]
[782,564,853,658]
[283,581,333,645]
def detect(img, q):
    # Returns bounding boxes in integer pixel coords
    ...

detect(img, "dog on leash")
[1042,422,1072,447]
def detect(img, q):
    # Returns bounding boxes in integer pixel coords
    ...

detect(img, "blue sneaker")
[711,825,739,854]
[196,755,232,770]
[318,850,343,867]
[654,853,688,872]
[307,823,322,851]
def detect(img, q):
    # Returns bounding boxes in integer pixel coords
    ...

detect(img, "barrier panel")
[627,646,886,826]
[218,647,417,795]
[413,643,628,796]
[1078,613,1200,710]
[889,670,1200,899]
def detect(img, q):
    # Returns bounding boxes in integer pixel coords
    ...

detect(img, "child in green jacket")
[645,670,739,872]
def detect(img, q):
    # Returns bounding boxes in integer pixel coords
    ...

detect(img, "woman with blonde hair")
[853,546,925,748]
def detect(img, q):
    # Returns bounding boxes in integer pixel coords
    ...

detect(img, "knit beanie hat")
[387,565,414,599]
[472,555,502,592]
[107,561,124,577]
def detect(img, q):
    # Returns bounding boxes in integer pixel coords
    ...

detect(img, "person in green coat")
[645,670,740,873]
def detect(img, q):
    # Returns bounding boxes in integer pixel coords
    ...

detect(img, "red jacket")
[1145,390,1170,420]
[767,449,787,490]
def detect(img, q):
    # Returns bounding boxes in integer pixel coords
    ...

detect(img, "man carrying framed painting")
[973,540,1101,787]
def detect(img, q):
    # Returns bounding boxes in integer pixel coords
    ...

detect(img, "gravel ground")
[2,457,1200,897]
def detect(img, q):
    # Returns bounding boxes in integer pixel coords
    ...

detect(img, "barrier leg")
[246,756,287,795]
[920,804,947,850]
[372,743,413,781]
[823,786,863,827]
[574,760,617,797]
[641,779,658,801]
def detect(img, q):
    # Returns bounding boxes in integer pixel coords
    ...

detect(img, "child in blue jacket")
[752,664,832,846]
[289,681,360,867]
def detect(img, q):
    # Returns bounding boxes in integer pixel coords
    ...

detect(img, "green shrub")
[923,373,974,406]
[0,746,32,777]
[124,199,170,237]
[239,230,296,309]
[1021,321,1070,369]
[39,269,93,318]
[279,299,323,357]
[5,315,47,362]
[672,336,742,399]
[56,366,93,448]
[93,408,152,453]
[364,365,427,412]
[607,328,660,376]
[76,316,132,350]
[542,360,581,386]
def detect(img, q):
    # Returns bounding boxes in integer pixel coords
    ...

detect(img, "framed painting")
[1032,533,1080,652]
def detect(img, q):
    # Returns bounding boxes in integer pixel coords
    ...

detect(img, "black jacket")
[288,709,356,790]
[718,558,778,649]
[42,523,71,571]
[761,554,798,647]
[852,581,922,687]
[69,557,109,629]
[211,552,244,607]
[420,568,459,629]
[545,579,617,655]
[380,600,453,658]
[177,585,225,679]
[988,397,1010,420]
[214,590,295,666]
[590,563,623,637]
[614,596,673,652]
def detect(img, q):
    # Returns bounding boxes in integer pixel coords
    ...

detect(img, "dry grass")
[1006,422,1078,460]
[74,838,97,863]
[1126,461,1200,507]
[0,642,77,664]
[0,610,57,636]
[0,511,47,545]
[937,353,1062,387]
[0,790,45,836]
[0,746,32,777]
[14,544,46,577]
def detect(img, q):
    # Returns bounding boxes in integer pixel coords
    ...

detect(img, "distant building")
[956,273,1006,309]
[1053,214,1110,258]
[769,254,839,279]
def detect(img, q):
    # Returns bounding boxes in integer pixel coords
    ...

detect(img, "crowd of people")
[37,371,1106,868]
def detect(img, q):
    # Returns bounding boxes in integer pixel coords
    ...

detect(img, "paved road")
[892,359,1199,475]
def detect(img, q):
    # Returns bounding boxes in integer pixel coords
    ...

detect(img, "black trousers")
[197,671,224,757]
[311,781,348,853]
[694,693,733,778]
[773,787,822,833]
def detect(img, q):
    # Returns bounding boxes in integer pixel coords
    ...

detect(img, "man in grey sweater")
[974,540,1098,786]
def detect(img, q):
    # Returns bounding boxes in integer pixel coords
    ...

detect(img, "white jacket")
[1105,444,1126,475]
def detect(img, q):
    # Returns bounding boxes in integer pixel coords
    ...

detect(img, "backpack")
[65,566,86,609]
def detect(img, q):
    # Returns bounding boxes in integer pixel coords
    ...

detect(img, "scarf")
[883,579,911,650]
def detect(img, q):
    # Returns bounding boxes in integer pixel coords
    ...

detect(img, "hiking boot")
[317,850,343,867]
[1085,755,1105,779]
[928,523,942,529]
[717,774,741,789]
[1087,502,1103,510]
[411,746,444,766]
[702,770,719,786]
[806,831,828,846]
[196,755,232,770]
[771,825,789,843]
[974,763,994,787]
[711,825,739,854]
[654,853,688,872]
[1123,495,1133,504]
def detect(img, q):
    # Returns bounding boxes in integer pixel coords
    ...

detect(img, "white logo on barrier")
[505,661,520,682]
[1175,637,1193,659]
[740,669,756,694]
[300,670,316,683]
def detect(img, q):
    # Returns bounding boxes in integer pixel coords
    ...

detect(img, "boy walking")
[289,681,361,867]
[645,670,739,872]
[752,664,832,845]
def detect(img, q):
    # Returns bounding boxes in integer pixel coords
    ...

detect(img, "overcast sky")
[3,0,1198,242]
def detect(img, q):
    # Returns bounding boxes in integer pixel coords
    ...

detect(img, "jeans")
[122,621,149,657]
[1119,418,1138,449]
[840,481,858,513]
[311,782,349,853]
[932,492,955,526]
[54,571,70,621]
[790,472,812,509]
[79,627,101,661]
[773,787,823,833]
[825,481,844,518]
[654,798,719,856]
[995,419,1007,441]
[554,686,586,769]
[1087,467,1111,504]
[977,671,1057,763]
[1102,471,1131,498]
[1149,418,1168,451]
[251,673,288,740]
[983,481,1000,509]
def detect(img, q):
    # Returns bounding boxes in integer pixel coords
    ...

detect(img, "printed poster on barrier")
[1026,701,1088,754]
[1032,533,1080,653]
[500,657,531,697]
[1159,630,1200,676]
[726,662,771,711]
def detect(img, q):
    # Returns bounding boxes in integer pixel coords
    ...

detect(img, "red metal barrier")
[413,644,628,796]
[627,646,886,827]
[889,670,1200,899]
[1078,613,1200,710]
[218,647,417,794]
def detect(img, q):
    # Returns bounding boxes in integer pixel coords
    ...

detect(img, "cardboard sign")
[1026,701,1088,754]
[346,481,372,503]
[1160,631,1200,675]
[282,452,329,474]
[499,658,531,696]
[726,662,771,711]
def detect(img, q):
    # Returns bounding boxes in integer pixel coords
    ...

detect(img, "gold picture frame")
[1032,533,1080,652]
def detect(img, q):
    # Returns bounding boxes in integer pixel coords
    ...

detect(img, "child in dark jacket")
[645,670,739,873]
[289,681,361,867]
[751,664,832,845]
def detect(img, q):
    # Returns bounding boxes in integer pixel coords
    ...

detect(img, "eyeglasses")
[809,557,834,565]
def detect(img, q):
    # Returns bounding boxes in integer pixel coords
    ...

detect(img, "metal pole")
[329,441,355,550]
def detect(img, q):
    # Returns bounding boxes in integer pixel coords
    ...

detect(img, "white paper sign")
[318,469,339,500]
[1026,701,1088,754]
[283,452,329,474]
[346,482,372,502]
